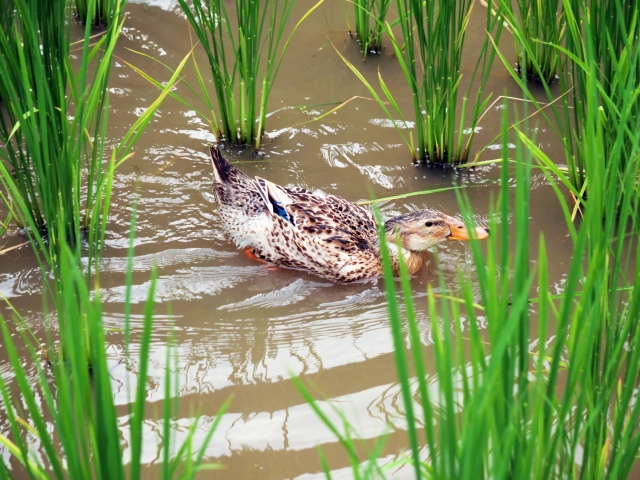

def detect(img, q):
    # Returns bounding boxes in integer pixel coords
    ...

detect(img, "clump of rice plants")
[393,0,505,164]
[499,0,565,83]
[74,0,111,25]
[338,0,504,165]
[494,0,639,197]
[351,0,392,58]
[562,0,640,195]
[0,0,123,275]
[295,101,640,477]
[0,234,230,478]
[0,0,182,277]
[0,0,187,360]
[177,0,323,151]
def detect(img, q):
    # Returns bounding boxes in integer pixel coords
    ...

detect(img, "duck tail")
[210,146,236,184]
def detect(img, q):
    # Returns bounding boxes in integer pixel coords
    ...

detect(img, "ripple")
[98,248,234,273]
[320,143,404,188]
[0,267,42,298]
[99,265,271,303]
[218,278,332,311]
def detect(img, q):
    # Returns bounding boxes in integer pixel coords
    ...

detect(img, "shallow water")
[0,1,583,478]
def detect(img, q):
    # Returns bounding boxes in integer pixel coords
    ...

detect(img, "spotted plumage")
[209,147,488,283]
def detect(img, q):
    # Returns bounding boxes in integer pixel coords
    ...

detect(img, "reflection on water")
[0,0,577,477]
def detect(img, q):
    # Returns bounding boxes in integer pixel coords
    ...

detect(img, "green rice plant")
[0,225,230,478]
[0,0,123,278]
[295,97,640,477]
[493,0,640,196]
[351,0,392,58]
[561,0,640,194]
[393,0,505,164]
[0,0,189,362]
[499,0,566,83]
[0,0,11,35]
[74,0,111,25]
[337,0,504,164]
[0,213,9,239]
[177,0,323,150]
[0,0,187,286]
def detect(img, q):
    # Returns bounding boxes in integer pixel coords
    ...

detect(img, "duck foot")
[244,248,270,264]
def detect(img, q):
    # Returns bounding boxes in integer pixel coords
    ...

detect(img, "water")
[0,1,580,478]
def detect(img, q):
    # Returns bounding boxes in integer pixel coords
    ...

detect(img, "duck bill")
[444,219,489,241]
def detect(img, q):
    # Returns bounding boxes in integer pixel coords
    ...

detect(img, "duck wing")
[211,148,381,281]
[254,177,378,252]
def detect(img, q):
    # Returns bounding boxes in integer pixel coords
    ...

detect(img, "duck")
[209,147,489,283]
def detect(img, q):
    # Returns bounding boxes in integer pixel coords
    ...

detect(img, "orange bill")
[444,219,489,241]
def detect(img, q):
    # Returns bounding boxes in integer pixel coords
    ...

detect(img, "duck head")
[383,208,489,274]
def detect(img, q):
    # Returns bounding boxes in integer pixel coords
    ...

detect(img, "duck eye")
[425,221,433,227]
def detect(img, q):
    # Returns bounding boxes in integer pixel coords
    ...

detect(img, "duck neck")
[383,242,429,276]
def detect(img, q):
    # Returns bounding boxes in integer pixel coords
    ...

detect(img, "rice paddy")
[0,0,638,478]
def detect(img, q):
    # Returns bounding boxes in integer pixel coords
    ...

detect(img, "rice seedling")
[74,0,112,25]
[351,0,392,58]
[0,0,187,283]
[499,0,566,83]
[0,0,189,364]
[295,97,640,477]
[561,0,640,194]
[0,0,121,277]
[394,0,507,165]
[0,0,11,34]
[493,0,640,196]
[0,226,230,478]
[176,0,323,150]
[337,0,505,164]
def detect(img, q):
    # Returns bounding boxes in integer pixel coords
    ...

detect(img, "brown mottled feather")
[210,147,382,282]
[206,147,484,282]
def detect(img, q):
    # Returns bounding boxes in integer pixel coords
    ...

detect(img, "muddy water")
[0,1,578,478]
